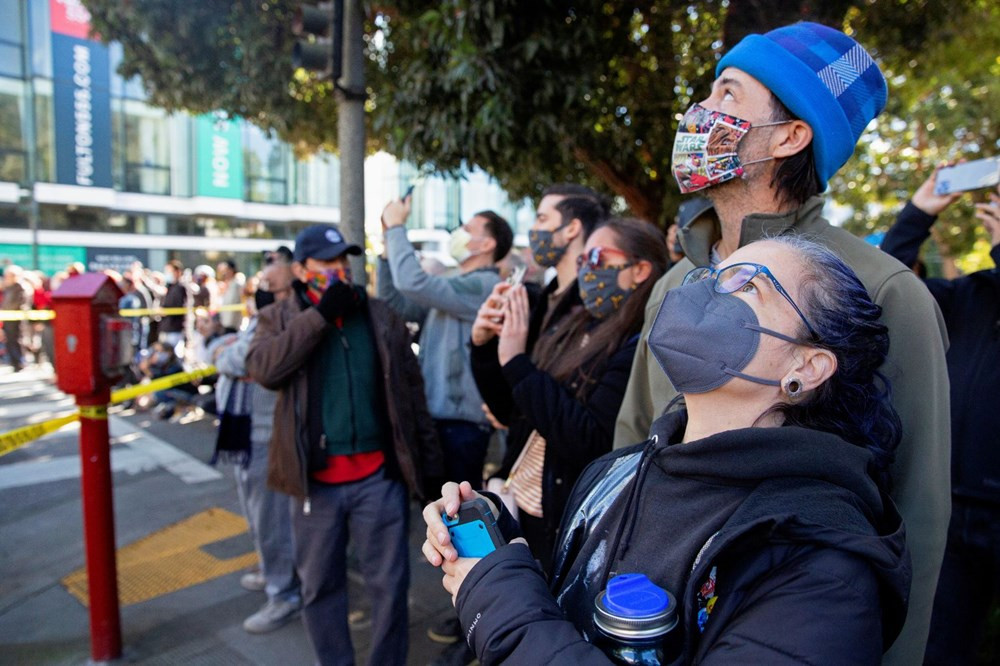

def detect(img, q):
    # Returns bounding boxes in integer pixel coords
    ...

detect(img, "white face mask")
[449,227,476,264]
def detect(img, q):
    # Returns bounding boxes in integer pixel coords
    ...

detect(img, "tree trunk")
[571,146,663,227]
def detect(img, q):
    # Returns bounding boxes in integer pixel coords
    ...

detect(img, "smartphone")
[402,184,415,200]
[442,498,506,558]
[506,264,527,287]
[934,157,1000,196]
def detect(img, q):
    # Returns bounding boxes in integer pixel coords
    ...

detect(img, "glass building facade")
[0,0,532,276]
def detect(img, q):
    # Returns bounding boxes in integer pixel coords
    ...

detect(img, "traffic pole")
[77,389,122,661]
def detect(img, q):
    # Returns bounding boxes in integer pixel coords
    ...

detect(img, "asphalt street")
[0,364,459,665]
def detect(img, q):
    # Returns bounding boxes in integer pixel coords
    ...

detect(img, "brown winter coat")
[246,291,443,501]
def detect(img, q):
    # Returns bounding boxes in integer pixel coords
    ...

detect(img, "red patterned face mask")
[303,267,351,305]
[671,103,789,194]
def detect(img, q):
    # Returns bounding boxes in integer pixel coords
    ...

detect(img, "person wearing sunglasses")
[471,217,667,571]
[422,237,909,665]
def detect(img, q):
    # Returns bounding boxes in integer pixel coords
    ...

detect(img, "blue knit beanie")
[716,22,887,190]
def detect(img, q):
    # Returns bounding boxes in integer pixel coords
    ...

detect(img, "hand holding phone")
[471,281,509,345]
[934,157,1000,196]
[505,265,527,288]
[441,498,506,558]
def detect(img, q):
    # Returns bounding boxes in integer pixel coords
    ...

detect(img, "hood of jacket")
[655,410,910,647]
[553,409,911,653]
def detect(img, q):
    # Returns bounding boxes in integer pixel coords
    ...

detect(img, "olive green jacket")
[613,196,951,665]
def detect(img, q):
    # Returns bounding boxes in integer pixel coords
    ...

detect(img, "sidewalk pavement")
[0,365,461,665]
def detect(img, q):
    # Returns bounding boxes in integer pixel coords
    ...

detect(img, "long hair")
[764,236,902,491]
[533,218,667,399]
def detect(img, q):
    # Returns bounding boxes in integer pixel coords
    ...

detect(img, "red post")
[77,390,122,661]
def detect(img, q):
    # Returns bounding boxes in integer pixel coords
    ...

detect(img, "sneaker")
[427,616,462,644]
[429,640,477,666]
[243,599,301,634]
[240,571,266,592]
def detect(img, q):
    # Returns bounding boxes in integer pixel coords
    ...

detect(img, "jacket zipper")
[293,367,311,515]
[340,332,358,450]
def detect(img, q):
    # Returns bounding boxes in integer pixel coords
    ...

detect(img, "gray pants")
[234,436,300,604]
[293,468,409,666]
[3,321,23,370]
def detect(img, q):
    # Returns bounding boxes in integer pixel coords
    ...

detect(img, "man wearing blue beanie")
[616,22,950,665]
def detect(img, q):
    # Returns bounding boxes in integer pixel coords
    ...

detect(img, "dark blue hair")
[768,236,902,492]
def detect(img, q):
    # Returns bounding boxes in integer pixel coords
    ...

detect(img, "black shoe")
[428,640,477,666]
[427,616,462,644]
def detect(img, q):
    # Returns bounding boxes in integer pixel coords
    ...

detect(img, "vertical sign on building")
[196,112,244,199]
[50,0,112,188]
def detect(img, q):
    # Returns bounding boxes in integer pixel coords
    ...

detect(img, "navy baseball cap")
[293,225,362,263]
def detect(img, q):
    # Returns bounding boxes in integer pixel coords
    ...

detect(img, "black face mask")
[254,289,276,311]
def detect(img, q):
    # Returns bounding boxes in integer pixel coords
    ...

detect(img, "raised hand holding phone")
[934,156,1000,196]
[471,281,510,346]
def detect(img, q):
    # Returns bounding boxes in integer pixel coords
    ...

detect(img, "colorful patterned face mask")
[303,267,351,305]
[578,264,635,320]
[529,223,570,268]
[671,103,789,194]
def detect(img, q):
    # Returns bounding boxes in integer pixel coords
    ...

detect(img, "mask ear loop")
[738,119,793,169]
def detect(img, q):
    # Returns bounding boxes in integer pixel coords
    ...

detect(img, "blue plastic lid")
[602,574,671,618]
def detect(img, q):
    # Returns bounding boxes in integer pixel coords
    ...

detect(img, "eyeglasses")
[683,262,819,340]
[576,247,634,270]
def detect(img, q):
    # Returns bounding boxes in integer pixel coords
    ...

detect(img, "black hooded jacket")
[883,201,1000,504]
[456,411,911,665]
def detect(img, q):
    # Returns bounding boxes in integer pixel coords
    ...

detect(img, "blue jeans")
[924,499,1000,664]
[234,435,299,604]
[435,419,492,489]
[293,468,409,666]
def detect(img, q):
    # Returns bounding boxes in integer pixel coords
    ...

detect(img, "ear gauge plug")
[782,377,803,398]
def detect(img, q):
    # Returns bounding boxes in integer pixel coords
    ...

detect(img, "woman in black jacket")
[471,218,668,569]
[423,237,911,664]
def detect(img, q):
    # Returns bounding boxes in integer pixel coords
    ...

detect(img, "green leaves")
[82,0,998,260]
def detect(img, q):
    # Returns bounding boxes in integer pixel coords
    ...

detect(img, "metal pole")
[77,390,122,661]
[337,0,366,286]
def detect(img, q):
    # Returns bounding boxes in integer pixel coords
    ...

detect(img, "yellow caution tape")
[110,365,217,404]
[0,310,56,321]
[0,365,218,457]
[118,303,247,317]
[79,405,108,420]
[0,412,80,457]
[1,303,246,321]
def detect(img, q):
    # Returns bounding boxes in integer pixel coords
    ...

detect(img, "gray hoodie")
[379,226,500,424]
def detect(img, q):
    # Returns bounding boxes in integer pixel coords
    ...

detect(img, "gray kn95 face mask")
[647,279,804,394]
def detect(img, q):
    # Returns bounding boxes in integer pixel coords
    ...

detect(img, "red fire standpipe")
[77,389,122,661]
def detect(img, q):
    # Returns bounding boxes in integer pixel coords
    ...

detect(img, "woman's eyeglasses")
[576,247,634,270]
[683,262,819,340]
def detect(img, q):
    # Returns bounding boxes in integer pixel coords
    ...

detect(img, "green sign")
[0,244,87,274]
[196,113,244,199]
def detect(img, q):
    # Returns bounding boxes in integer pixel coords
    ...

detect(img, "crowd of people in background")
[2,18,999,666]
[0,255,253,419]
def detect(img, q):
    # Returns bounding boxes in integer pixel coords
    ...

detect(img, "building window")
[0,0,23,78]
[113,99,171,195]
[244,125,287,204]
[0,76,27,183]
[32,78,54,182]
[294,151,338,207]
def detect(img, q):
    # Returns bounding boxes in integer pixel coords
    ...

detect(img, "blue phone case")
[442,498,505,558]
